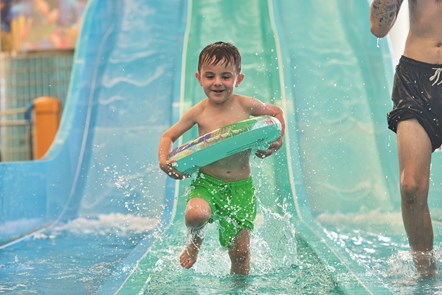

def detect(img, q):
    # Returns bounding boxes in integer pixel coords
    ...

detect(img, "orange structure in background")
[32,96,62,159]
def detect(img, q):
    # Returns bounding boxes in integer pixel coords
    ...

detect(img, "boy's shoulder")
[187,99,207,113]
[233,94,258,104]
[234,93,253,100]
[234,94,264,107]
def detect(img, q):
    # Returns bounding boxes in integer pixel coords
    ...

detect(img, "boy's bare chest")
[197,109,250,135]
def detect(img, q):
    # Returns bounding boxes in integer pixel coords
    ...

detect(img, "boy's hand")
[255,140,282,159]
[159,160,190,180]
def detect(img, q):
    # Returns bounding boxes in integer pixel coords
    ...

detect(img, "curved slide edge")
[270,1,396,293]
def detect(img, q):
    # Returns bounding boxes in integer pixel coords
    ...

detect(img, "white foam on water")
[33,213,159,239]
[0,218,44,236]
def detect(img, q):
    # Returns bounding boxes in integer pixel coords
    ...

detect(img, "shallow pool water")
[318,210,442,295]
[0,214,158,294]
[144,235,343,295]
[0,203,346,294]
[116,200,371,294]
[1,203,442,294]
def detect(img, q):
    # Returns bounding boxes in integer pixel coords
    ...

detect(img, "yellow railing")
[0,97,61,162]
[0,50,73,161]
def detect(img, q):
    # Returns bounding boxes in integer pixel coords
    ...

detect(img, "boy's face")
[195,59,244,104]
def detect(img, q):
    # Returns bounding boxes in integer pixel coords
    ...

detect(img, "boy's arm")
[158,132,189,179]
[158,108,198,179]
[370,0,404,38]
[244,97,286,158]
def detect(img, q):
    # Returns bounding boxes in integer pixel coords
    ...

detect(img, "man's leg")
[397,119,436,276]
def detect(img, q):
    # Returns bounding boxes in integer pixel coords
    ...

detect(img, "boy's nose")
[214,77,222,85]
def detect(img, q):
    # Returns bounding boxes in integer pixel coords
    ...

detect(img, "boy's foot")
[180,242,199,269]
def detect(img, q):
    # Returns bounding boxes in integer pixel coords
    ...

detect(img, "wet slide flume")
[1,1,441,294]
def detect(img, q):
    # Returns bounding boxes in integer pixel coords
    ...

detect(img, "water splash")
[135,198,341,294]
[319,213,442,294]
[51,213,159,237]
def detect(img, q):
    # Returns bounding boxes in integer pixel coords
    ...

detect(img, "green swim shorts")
[187,172,257,248]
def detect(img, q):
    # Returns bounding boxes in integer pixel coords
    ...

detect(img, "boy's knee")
[185,198,211,228]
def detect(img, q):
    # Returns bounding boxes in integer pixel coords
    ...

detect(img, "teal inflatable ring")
[168,116,282,174]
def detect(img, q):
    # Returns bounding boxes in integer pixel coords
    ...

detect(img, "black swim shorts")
[387,56,442,151]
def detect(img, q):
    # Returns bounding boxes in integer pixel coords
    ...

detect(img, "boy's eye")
[202,73,232,80]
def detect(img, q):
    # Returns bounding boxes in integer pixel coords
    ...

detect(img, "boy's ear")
[195,72,202,84]
[236,73,245,87]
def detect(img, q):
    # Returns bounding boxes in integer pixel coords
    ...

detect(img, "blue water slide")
[273,1,442,293]
[2,0,442,294]
[114,0,405,294]
[0,0,186,242]
[0,0,187,293]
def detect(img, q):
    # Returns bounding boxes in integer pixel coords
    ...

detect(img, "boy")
[158,41,285,275]
[370,0,442,276]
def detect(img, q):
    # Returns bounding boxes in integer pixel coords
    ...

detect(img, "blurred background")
[0,0,87,162]
[0,0,407,163]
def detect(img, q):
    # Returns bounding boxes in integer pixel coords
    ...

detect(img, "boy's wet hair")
[198,42,242,74]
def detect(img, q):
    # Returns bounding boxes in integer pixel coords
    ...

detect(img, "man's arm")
[370,0,404,38]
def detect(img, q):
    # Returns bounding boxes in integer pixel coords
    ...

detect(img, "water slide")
[1,0,441,294]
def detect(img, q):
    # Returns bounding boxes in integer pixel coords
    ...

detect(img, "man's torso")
[405,0,442,64]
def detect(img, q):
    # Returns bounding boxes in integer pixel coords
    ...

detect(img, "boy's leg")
[397,119,436,276]
[228,228,251,275]
[180,197,212,269]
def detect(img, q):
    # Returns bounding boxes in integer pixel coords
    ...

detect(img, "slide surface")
[1,0,441,294]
